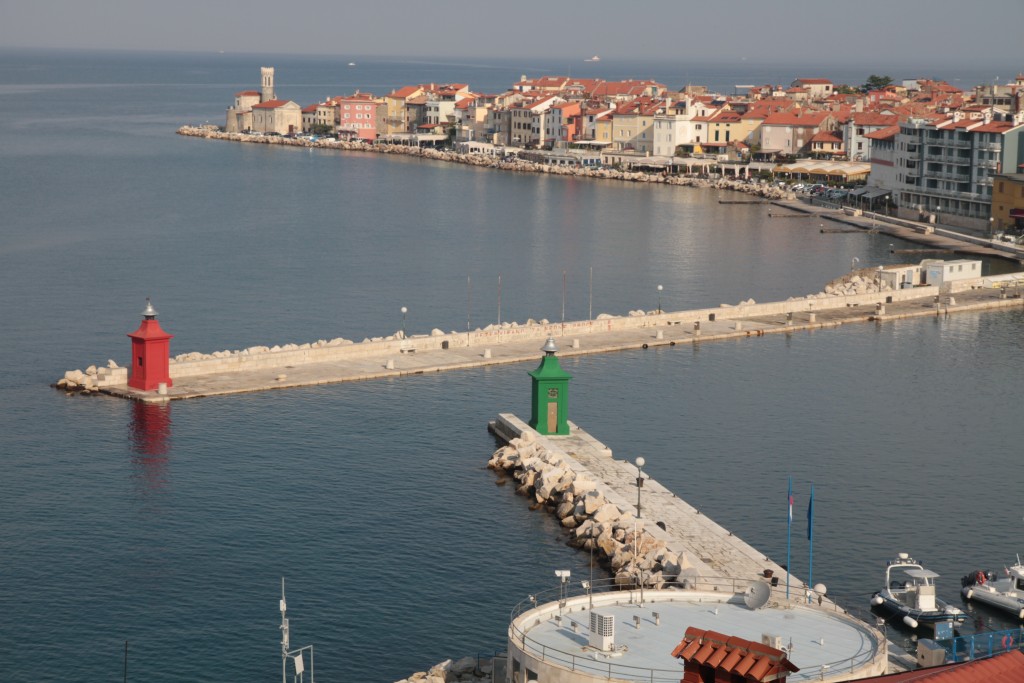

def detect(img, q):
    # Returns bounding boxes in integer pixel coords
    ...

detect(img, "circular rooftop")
[507,577,887,683]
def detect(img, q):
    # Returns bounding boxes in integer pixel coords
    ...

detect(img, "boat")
[961,557,1024,620]
[585,55,600,62]
[347,62,356,67]
[871,553,966,630]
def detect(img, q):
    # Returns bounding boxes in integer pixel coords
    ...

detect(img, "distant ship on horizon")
[585,55,600,62]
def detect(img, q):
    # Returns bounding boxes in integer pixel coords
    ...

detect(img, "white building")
[505,577,888,683]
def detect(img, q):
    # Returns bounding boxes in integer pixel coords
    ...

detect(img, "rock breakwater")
[488,430,696,589]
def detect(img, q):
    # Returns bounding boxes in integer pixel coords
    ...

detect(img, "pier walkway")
[100,284,1024,402]
[489,414,917,675]
[772,199,1024,262]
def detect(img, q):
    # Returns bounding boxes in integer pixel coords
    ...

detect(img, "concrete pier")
[488,414,918,676]
[489,413,793,585]
[62,278,1024,402]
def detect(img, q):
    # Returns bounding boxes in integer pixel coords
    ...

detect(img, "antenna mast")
[280,578,289,683]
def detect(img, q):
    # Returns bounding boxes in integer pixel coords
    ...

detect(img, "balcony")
[933,171,971,181]
[978,142,1001,151]
[977,159,999,169]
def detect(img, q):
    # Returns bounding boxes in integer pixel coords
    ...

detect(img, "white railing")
[508,577,886,682]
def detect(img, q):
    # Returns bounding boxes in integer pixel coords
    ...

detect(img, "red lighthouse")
[127,298,173,392]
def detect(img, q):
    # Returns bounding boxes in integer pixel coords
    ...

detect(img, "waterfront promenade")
[81,280,1024,402]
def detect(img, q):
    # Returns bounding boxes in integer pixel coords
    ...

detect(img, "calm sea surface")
[1,50,1022,682]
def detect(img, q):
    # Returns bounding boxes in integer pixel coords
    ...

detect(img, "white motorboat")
[871,552,966,630]
[961,557,1024,620]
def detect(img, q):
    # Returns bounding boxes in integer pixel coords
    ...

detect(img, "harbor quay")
[485,413,894,682]
[57,273,1024,402]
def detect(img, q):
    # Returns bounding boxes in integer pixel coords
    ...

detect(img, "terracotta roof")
[672,628,799,683]
[972,121,1018,134]
[811,131,843,143]
[763,110,830,127]
[252,99,292,109]
[708,110,742,123]
[301,104,319,113]
[852,112,901,126]
[235,90,261,97]
[865,125,900,140]
[389,85,421,99]
[795,78,833,85]
[856,649,1024,681]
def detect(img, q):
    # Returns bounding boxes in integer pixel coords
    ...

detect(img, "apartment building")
[895,111,1024,229]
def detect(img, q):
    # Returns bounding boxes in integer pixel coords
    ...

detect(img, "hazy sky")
[2,0,1022,66]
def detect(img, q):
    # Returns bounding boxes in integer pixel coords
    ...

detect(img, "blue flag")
[807,485,815,541]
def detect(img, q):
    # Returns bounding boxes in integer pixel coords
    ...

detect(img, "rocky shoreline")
[177,125,794,199]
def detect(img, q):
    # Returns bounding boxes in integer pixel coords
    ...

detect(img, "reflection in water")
[128,402,171,502]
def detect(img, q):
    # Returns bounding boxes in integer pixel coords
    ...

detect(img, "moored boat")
[871,552,966,630]
[961,557,1024,620]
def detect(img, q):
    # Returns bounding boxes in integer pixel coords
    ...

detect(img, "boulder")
[592,502,621,524]
[428,659,452,680]
[596,532,619,557]
[451,657,476,675]
[569,476,596,497]
[582,490,606,515]
[107,359,119,369]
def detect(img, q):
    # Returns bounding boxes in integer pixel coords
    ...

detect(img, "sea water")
[1,49,1021,681]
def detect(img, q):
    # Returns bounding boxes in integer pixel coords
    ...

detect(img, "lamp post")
[400,306,407,338]
[656,285,663,314]
[635,456,646,518]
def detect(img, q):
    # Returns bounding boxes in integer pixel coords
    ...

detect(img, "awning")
[1010,208,1024,218]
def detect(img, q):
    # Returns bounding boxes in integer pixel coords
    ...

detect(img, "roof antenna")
[280,578,315,683]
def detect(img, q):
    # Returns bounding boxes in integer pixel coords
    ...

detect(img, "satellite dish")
[744,582,772,610]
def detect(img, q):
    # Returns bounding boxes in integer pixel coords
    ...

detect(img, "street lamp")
[656,285,663,314]
[400,306,408,338]
[635,457,646,518]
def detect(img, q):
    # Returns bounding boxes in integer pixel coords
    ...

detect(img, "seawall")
[56,275,1024,400]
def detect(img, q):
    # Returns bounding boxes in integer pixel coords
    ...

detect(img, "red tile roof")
[252,99,292,109]
[852,112,901,126]
[672,628,799,683]
[795,78,833,85]
[865,125,900,140]
[856,649,1024,681]
[763,110,830,127]
[235,90,261,97]
[388,85,421,99]
[811,131,843,144]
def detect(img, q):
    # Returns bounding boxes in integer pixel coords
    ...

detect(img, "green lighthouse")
[529,337,572,436]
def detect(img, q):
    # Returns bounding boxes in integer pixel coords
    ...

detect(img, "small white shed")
[922,259,982,287]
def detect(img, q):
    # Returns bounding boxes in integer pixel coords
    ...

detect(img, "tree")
[835,84,858,95]
[863,75,893,91]
[310,123,333,136]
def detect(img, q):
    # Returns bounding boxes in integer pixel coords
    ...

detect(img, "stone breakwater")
[177,126,794,199]
[394,655,499,683]
[487,428,707,589]
[54,271,960,396]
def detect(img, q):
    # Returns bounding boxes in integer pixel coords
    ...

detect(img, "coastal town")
[216,67,1024,237]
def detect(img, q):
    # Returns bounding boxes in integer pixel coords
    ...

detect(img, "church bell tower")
[261,66,276,102]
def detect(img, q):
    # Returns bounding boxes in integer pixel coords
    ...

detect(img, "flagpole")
[787,476,792,600]
[808,484,815,604]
